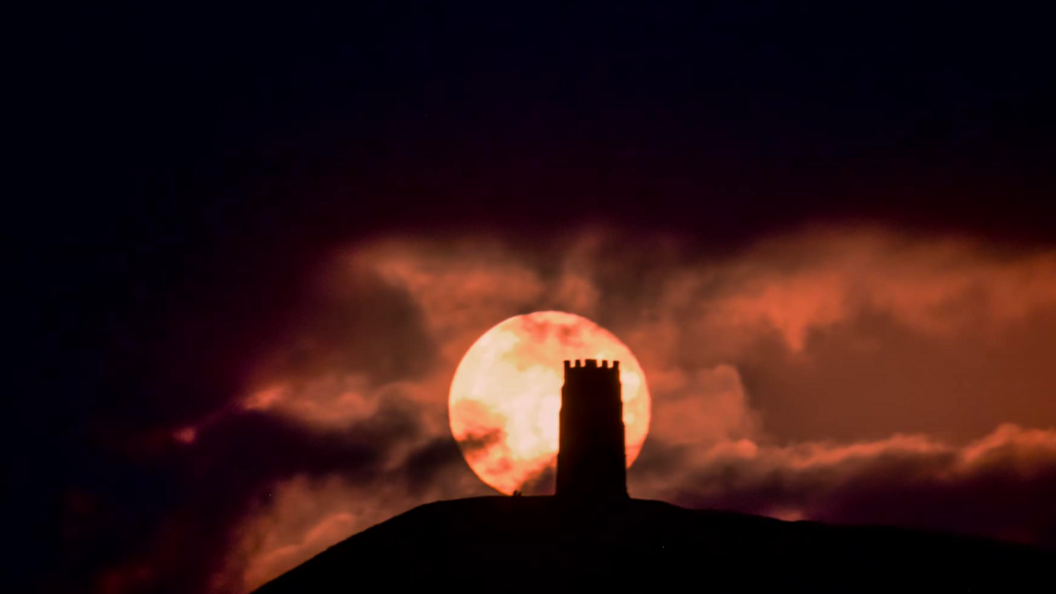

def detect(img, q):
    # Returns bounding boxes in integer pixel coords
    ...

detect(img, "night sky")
[12,3,1056,593]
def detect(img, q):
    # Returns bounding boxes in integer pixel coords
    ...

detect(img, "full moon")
[449,311,651,495]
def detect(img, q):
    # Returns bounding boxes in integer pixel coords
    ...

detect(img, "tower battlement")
[563,359,620,371]
[556,358,628,500]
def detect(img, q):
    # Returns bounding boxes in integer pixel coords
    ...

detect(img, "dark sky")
[11,3,1056,593]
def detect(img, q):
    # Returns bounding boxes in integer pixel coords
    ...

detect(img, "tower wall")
[556,359,628,499]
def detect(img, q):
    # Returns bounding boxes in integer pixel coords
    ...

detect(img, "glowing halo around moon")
[448,311,651,495]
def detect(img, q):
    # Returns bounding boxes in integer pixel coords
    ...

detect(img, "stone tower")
[556,359,628,499]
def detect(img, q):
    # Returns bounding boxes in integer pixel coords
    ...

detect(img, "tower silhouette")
[556,359,628,499]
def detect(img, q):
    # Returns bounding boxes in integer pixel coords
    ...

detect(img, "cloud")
[646,364,758,447]
[59,398,424,594]
[213,226,1056,591]
[695,229,1056,351]
[219,476,411,593]
[46,226,1056,593]
[632,423,1056,549]
[216,441,495,593]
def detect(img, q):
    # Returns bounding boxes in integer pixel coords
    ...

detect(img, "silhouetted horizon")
[254,495,1055,593]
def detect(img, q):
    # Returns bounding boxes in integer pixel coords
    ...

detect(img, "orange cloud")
[217,226,1056,591]
[733,230,1055,346]
[225,477,368,592]
[632,423,1056,547]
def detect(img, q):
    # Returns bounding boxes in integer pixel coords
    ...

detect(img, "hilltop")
[254,496,1053,593]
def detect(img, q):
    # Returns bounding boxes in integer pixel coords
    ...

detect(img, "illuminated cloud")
[632,423,1056,548]
[125,226,1056,593]
[693,230,1056,351]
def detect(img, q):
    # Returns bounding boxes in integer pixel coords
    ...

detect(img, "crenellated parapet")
[556,358,628,500]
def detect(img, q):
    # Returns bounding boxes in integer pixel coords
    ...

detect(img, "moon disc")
[448,311,651,495]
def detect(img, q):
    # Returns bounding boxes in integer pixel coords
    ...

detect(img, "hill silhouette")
[253,496,1053,593]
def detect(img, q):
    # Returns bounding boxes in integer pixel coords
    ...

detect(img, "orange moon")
[449,311,651,495]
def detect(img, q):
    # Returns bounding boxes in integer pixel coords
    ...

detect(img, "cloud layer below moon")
[87,226,1056,593]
